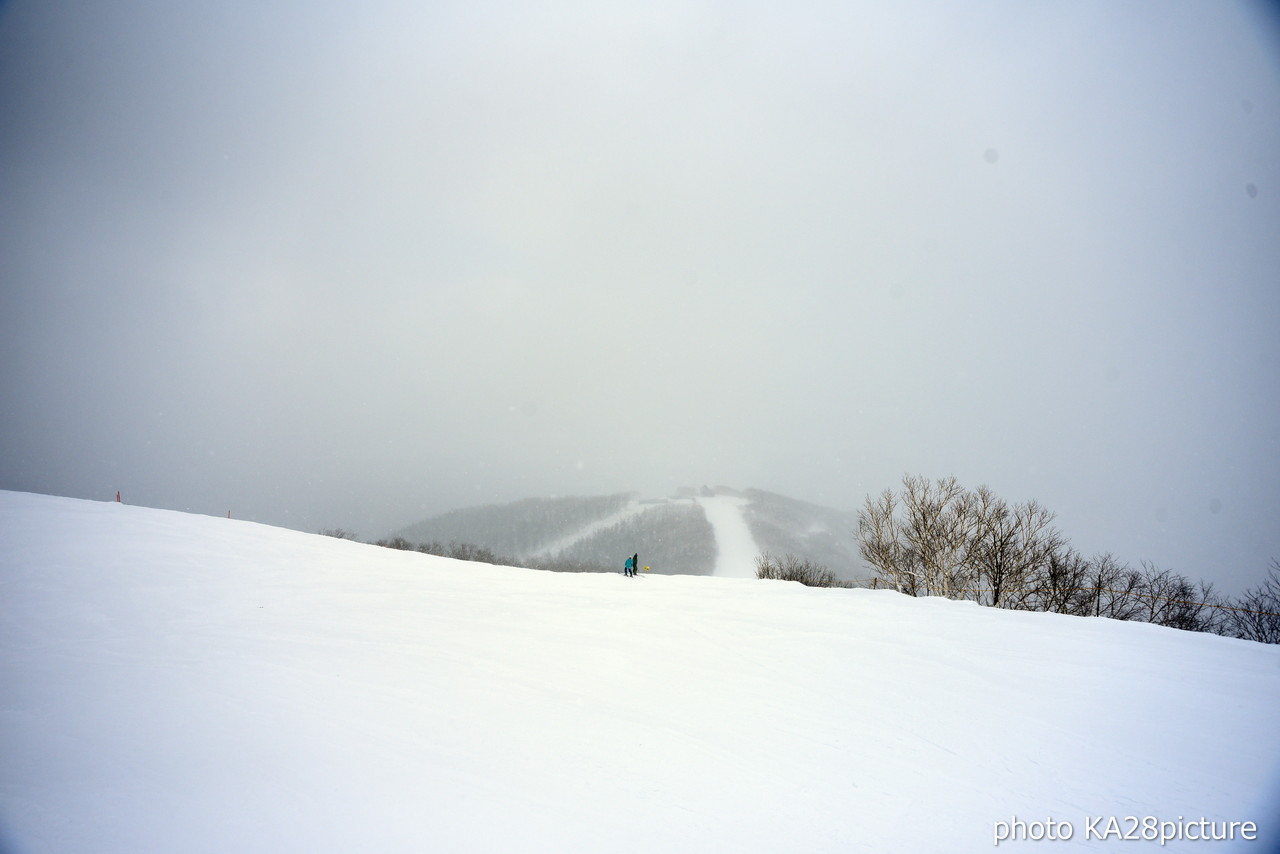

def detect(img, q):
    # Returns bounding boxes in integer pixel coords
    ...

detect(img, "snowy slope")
[526,498,648,558]
[2,491,1278,854]
[697,494,760,578]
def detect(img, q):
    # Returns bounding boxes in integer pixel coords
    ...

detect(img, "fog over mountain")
[392,487,862,579]
[2,1,1277,593]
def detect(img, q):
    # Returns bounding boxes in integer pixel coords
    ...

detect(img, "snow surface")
[2,490,1279,853]
[697,495,759,578]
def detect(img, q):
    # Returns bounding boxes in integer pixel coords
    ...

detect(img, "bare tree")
[1192,580,1230,636]
[963,486,1011,605]
[1082,553,1145,621]
[899,475,975,598]
[855,476,1274,642]
[860,476,1065,603]
[1225,559,1280,644]
[967,488,1063,609]
[858,488,917,594]
[1136,563,1218,632]
[1026,546,1092,614]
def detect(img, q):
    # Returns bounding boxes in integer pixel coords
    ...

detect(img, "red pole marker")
[116,491,121,503]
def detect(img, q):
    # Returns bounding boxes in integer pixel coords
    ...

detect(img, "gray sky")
[2,0,1278,591]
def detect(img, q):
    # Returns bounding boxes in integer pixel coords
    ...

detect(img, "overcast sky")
[2,1,1277,591]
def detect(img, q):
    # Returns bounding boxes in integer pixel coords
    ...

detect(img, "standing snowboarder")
[624,553,639,577]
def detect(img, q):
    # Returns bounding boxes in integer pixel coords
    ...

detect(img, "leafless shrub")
[526,556,614,574]
[755,552,837,587]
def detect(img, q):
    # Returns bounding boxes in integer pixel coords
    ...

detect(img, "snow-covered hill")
[2,491,1277,853]
[392,487,863,578]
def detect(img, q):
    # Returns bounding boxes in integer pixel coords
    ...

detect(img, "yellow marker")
[643,565,650,571]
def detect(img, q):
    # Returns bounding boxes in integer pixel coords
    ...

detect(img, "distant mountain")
[392,487,866,579]
[394,493,634,560]
[740,489,862,578]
